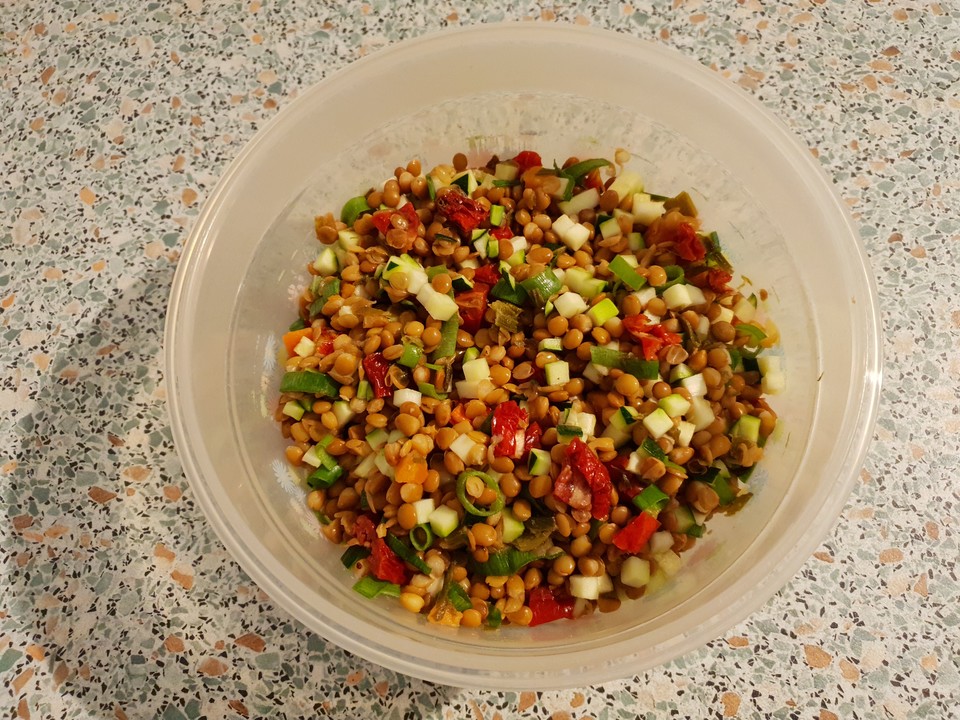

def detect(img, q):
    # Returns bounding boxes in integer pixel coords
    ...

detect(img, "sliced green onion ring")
[456,470,506,517]
[410,523,434,552]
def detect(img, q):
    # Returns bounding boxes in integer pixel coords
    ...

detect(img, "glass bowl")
[165,23,882,689]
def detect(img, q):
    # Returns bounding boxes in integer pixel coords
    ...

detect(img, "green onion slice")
[640,437,668,462]
[321,277,341,302]
[520,269,562,307]
[288,317,306,331]
[384,533,431,575]
[340,195,371,227]
[489,277,528,305]
[356,380,373,400]
[589,346,624,368]
[608,256,646,291]
[352,576,401,599]
[704,231,733,271]
[735,323,768,345]
[589,347,660,380]
[446,582,473,612]
[410,523,434,552]
[416,381,446,400]
[426,264,450,279]
[622,357,660,380]
[490,300,523,333]
[561,157,612,180]
[306,464,343,490]
[431,316,459,360]
[398,342,424,368]
[633,484,670,516]
[698,471,737,505]
[470,548,540,577]
[279,371,341,397]
[486,606,503,628]
[340,545,371,568]
[456,470,506,518]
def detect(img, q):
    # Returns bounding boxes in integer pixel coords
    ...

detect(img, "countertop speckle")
[2,2,958,718]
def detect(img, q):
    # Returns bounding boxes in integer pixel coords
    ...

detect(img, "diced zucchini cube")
[554,291,588,319]
[313,247,339,276]
[658,393,691,418]
[293,336,316,358]
[557,187,600,216]
[620,557,651,588]
[551,214,576,239]
[733,297,756,323]
[631,194,665,225]
[282,401,305,421]
[731,414,761,444]
[538,337,563,352]
[544,360,570,386]
[761,371,785,394]
[680,373,708,398]
[449,434,477,463]
[416,285,458,321]
[332,401,354,427]
[561,222,590,251]
[642,408,674,440]
[462,357,491,383]
[654,550,683,577]
[608,170,644,198]
[661,283,694,310]
[411,498,436,525]
[687,396,715,431]
[569,574,602,600]
[669,363,695,383]
[676,420,696,448]
[587,298,619,326]
[501,507,525,543]
[428,504,460,538]
[757,356,781,375]
[393,388,423,408]
[599,216,622,240]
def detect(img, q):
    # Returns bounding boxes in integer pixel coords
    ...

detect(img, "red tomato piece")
[435,191,489,235]
[706,268,733,292]
[473,263,501,286]
[369,537,409,585]
[370,210,392,234]
[489,226,514,240]
[522,423,543,459]
[566,438,613,520]
[513,150,543,174]
[528,586,575,626]
[622,316,682,361]
[490,401,528,458]
[455,287,489,334]
[612,513,660,554]
[317,328,337,355]
[353,515,377,545]
[362,352,392,398]
[673,222,706,263]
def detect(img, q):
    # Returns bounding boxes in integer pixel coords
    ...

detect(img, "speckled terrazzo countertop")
[2,1,958,718]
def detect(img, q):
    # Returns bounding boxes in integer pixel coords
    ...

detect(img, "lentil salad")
[275,150,782,628]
